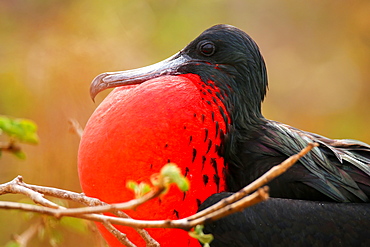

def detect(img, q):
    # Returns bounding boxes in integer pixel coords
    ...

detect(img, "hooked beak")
[90,52,191,100]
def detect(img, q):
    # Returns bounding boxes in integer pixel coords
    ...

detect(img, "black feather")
[199,193,370,247]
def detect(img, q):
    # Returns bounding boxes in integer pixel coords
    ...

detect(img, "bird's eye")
[198,41,215,56]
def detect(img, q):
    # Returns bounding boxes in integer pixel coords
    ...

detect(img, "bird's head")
[91,24,268,130]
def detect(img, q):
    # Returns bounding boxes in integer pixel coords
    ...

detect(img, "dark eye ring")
[198,41,215,56]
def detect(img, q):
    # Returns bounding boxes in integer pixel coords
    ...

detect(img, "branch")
[54,186,165,217]
[0,188,267,230]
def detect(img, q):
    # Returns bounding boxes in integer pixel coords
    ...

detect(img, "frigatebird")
[89,24,370,202]
[80,24,370,246]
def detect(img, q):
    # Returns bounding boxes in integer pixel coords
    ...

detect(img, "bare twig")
[103,222,137,247]
[186,187,269,227]
[54,186,165,217]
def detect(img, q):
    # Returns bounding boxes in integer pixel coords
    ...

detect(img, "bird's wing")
[262,120,370,202]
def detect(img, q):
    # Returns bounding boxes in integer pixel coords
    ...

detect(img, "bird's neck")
[179,71,267,165]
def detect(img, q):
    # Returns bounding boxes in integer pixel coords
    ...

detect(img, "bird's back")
[226,120,370,202]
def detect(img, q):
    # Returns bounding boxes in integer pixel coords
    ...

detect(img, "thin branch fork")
[0,176,165,216]
[0,176,159,247]
[0,175,61,209]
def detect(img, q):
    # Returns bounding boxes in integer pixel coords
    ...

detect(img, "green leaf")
[127,180,138,191]
[160,163,189,192]
[60,217,88,234]
[188,225,214,247]
[126,180,151,198]
[4,240,21,247]
[0,116,39,144]
[12,150,26,159]
[139,183,151,195]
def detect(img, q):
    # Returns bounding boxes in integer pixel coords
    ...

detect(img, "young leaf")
[127,181,138,191]
[160,163,190,192]
[126,180,151,198]
[0,116,39,144]
[4,240,21,247]
[12,150,26,159]
[188,225,214,247]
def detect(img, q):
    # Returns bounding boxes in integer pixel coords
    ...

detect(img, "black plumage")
[228,121,370,202]
[199,192,370,247]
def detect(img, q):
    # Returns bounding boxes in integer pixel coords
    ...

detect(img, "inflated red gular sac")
[79,74,229,247]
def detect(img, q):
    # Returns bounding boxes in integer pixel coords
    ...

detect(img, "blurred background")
[1,0,369,246]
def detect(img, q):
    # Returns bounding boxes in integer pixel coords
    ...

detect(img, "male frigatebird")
[79,24,370,246]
